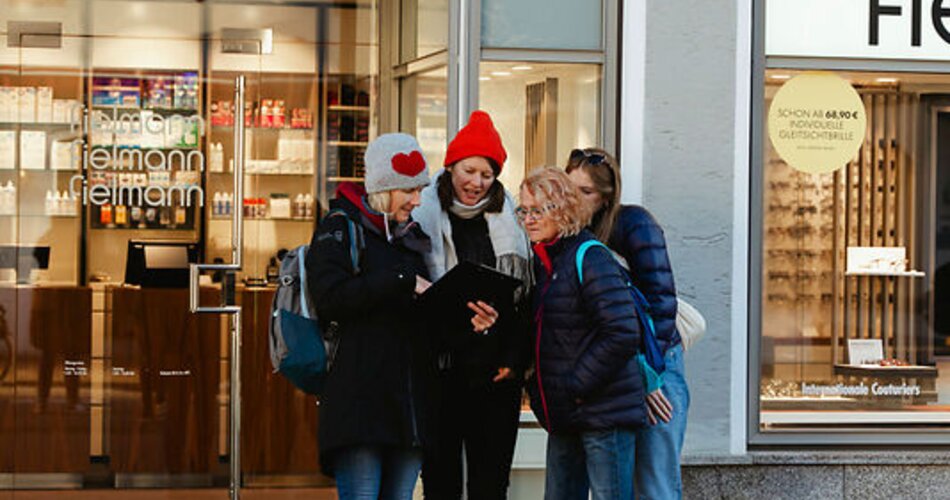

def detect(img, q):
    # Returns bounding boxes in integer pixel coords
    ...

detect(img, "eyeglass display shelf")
[833,363,938,378]
[844,270,925,278]
[327,177,364,182]
[328,141,368,147]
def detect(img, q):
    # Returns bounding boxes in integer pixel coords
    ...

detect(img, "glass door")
[0,0,381,495]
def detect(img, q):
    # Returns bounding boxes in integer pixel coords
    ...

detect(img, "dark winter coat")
[607,206,681,355]
[305,183,436,474]
[527,230,647,433]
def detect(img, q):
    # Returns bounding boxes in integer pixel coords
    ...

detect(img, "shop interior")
[760,69,950,430]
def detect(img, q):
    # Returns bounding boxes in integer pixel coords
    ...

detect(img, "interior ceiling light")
[479,76,491,81]
[491,71,512,77]
[512,65,532,71]
[770,74,791,80]
[876,77,898,83]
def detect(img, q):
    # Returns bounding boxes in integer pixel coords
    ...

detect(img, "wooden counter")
[0,286,91,473]
[108,286,221,474]
[239,287,328,482]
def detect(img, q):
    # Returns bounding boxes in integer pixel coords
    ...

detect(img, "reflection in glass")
[478,62,601,193]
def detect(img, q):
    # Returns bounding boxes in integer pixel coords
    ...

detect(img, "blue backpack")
[575,240,666,391]
[268,209,362,395]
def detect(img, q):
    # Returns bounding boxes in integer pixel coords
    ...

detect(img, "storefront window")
[759,68,950,432]
[478,62,601,192]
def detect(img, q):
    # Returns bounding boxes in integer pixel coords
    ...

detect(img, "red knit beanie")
[443,110,507,172]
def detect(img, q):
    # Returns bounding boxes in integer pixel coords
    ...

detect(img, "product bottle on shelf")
[52,191,62,216]
[131,206,143,226]
[100,204,113,226]
[261,100,271,128]
[304,193,313,219]
[266,257,279,284]
[213,192,222,217]
[293,193,304,219]
[64,191,76,216]
[45,190,54,216]
[115,205,128,225]
[175,205,186,225]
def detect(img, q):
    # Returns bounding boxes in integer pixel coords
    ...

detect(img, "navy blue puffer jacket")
[607,206,680,355]
[527,230,647,433]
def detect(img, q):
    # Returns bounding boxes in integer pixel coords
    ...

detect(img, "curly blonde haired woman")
[519,167,647,500]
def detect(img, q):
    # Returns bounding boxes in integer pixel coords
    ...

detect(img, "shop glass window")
[480,0,602,51]
[759,68,950,432]
[478,62,601,193]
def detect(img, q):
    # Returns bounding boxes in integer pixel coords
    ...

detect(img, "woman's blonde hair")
[520,166,591,238]
[366,191,391,214]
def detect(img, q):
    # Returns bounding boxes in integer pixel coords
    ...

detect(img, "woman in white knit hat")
[305,133,497,500]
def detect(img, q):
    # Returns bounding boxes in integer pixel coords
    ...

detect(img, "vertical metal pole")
[229,75,246,500]
[230,311,242,500]
[233,76,245,268]
[190,75,246,499]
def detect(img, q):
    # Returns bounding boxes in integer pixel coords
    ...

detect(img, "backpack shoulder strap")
[325,209,363,274]
[575,239,610,284]
[296,246,312,319]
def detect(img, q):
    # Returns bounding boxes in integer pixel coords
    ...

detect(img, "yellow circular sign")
[767,72,866,174]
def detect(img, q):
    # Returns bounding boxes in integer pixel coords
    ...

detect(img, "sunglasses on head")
[570,149,607,166]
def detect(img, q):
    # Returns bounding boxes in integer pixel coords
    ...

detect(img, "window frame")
[748,0,950,447]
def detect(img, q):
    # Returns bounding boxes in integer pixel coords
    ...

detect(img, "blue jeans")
[334,446,423,500]
[544,428,636,500]
[634,344,690,500]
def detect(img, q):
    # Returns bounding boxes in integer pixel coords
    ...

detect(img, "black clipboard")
[418,261,521,331]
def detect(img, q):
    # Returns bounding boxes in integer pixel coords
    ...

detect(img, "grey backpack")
[268,209,362,395]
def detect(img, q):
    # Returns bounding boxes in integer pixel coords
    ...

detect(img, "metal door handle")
[188,75,246,500]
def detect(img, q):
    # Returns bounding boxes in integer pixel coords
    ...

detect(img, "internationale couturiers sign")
[767,72,867,174]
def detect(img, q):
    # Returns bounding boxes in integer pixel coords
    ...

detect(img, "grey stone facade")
[643,0,741,455]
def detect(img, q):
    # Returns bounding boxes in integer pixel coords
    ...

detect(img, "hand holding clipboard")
[417,262,521,333]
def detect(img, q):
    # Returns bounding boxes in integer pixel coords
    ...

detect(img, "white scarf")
[412,169,532,291]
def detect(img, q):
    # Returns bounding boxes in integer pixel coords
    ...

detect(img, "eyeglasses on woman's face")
[514,205,554,222]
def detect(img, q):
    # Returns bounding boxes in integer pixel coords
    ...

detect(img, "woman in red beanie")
[413,111,532,500]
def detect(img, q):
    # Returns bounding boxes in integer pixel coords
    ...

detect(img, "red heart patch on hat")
[391,150,426,177]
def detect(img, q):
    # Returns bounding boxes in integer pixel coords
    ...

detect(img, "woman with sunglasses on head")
[520,166,647,500]
[412,111,532,500]
[566,148,688,500]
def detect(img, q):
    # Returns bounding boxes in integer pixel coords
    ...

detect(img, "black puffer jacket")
[527,230,647,433]
[305,183,436,474]
[607,206,680,354]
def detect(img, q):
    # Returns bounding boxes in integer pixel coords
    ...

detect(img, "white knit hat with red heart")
[364,133,431,194]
